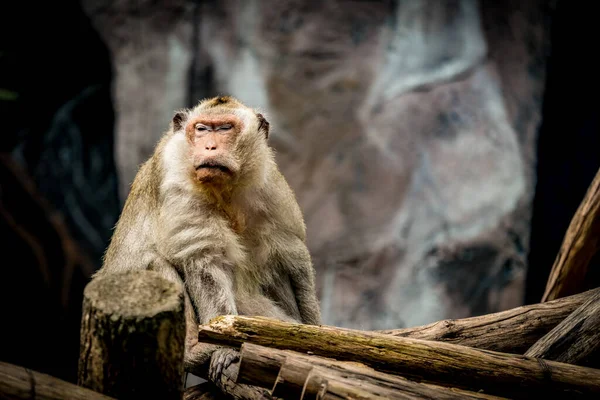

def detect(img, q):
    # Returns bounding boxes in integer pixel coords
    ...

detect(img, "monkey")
[93,95,322,379]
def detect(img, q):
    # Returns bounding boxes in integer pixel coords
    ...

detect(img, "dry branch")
[78,271,186,399]
[378,288,597,353]
[198,315,600,399]
[208,350,272,400]
[307,367,414,400]
[526,288,600,367]
[183,382,220,400]
[262,347,505,400]
[542,166,600,302]
[0,361,114,400]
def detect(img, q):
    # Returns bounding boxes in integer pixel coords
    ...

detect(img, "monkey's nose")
[205,144,217,150]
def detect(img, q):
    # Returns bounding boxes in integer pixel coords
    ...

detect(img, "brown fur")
[95,96,321,378]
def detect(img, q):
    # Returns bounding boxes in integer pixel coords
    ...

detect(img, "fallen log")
[198,315,600,399]
[542,166,600,302]
[0,361,114,400]
[526,288,600,367]
[266,350,504,400]
[378,288,597,353]
[78,270,186,400]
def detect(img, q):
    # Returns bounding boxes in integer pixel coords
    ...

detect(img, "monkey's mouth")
[195,162,232,175]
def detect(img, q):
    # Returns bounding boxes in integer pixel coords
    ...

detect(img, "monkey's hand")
[208,348,240,387]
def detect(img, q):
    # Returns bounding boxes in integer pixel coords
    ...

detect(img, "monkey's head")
[170,96,271,187]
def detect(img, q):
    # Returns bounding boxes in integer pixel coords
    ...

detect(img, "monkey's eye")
[195,124,208,132]
[217,124,232,131]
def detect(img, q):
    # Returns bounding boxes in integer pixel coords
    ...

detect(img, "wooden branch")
[307,367,411,400]
[378,288,597,353]
[183,382,220,400]
[271,358,313,399]
[542,166,600,302]
[0,361,114,400]
[266,351,505,400]
[526,288,600,367]
[78,271,186,399]
[198,315,600,399]
[208,349,272,400]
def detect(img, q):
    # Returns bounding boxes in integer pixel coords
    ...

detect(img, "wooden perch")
[542,166,600,302]
[198,315,600,399]
[257,346,505,400]
[306,366,428,400]
[183,382,219,400]
[208,349,272,400]
[526,288,600,367]
[378,288,597,353]
[0,361,114,400]
[78,270,186,400]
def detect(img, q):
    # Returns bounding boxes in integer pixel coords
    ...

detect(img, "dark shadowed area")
[0,0,598,384]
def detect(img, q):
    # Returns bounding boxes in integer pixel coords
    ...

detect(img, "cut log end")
[78,270,186,400]
[83,270,184,318]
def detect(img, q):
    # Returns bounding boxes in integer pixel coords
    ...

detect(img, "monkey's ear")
[256,113,270,139]
[172,111,186,131]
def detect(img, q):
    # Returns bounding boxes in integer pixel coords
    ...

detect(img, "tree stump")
[78,270,186,399]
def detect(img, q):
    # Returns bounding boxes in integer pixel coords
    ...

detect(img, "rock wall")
[83,0,553,329]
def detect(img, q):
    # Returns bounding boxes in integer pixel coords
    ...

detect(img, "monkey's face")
[171,96,271,187]
[184,114,242,184]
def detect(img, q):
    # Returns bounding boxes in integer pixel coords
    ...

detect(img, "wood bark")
[0,361,114,400]
[378,288,597,353]
[198,315,600,399]
[308,368,405,400]
[183,382,220,400]
[526,289,600,367]
[271,358,313,399]
[542,166,600,302]
[78,270,186,400]
[208,350,272,400]
[266,352,504,400]
[304,367,504,400]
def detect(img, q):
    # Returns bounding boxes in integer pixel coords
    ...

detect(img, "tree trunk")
[378,288,596,353]
[198,315,600,399]
[266,351,504,400]
[526,289,600,367]
[0,361,114,400]
[78,270,186,400]
[542,167,600,302]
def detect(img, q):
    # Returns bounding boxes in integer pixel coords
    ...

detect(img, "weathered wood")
[242,343,503,400]
[307,367,491,400]
[208,349,272,400]
[271,358,313,399]
[236,343,286,387]
[198,315,600,399]
[268,354,505,400]
[78,270,186,400]
[302,372,323,400]
[526,289,600,367]
[310,368,399,400]
[0,361,114,400]
[183,382,220,400]
[378,288,597,353]
[542,166,600,302]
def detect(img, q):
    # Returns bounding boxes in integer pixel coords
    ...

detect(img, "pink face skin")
[185,115,243,184]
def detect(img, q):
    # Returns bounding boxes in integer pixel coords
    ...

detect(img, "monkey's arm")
[150,257,235,378]
[280,238,322,326]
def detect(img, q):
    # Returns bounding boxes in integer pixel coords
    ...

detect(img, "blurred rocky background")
[0,0,598,384]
